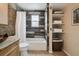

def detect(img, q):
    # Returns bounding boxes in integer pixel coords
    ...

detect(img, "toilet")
[20,43,29,51]
[19,42,29,56]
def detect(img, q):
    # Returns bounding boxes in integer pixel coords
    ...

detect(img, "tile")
[20,50,67,56]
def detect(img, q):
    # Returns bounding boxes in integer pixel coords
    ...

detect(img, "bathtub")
[27,38,47,51]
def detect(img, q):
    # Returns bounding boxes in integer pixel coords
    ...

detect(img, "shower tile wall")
[26,11,45,38]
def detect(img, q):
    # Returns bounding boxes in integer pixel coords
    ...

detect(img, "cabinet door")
[0,3,8,24]
[0,41,19,56]
[7,45,19,56]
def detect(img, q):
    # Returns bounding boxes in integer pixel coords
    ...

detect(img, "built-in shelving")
[52,10,64,51]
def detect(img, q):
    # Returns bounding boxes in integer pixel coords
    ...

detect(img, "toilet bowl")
[19,42,29,51]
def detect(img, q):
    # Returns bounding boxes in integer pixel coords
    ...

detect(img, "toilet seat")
[20,43,28,48]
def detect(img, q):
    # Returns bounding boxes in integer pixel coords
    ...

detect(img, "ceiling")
[15,3,67,10]
[52,3,67,10]
[16,3,47,10]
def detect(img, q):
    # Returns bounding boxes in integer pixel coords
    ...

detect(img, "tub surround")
[26,11,45,38]
[0,36,19,56]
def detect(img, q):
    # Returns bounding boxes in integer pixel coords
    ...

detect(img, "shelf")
[52,22,63,24]
[53,40,63,42]
[53,11,64,14]
[53,29,63,32]
[52,23,64,25]
[53,38,59,40]
[53,20,62,24]
[52,14,64,17]
[53,32,64,34]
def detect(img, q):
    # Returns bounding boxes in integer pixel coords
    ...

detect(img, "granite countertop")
[0,36,19,50]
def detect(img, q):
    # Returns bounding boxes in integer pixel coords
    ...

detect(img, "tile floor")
[21,50,67,56]
[53,51,67,56]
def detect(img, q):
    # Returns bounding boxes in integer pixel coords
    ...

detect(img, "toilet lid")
[20,43,28,47]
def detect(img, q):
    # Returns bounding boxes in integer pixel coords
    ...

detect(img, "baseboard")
[63,49,71,56]
[48,50,53,53]
[27,50,47,52]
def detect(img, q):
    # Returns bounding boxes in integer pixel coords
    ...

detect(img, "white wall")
[16,11,26,42]
[16,3,46,10]
[63,4,79,56]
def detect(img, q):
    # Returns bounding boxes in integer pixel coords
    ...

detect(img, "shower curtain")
[16,11,26,42]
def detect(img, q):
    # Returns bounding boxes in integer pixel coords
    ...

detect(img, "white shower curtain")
[15,11,26,42]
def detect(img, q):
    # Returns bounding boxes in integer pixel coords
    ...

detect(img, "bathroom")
[0,3,67,56]
[0,3,49,56]
[1,3,79,56]
[15,3,48,56]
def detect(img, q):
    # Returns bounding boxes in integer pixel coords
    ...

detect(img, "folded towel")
[53,29,63,32]
[54,21,62,24]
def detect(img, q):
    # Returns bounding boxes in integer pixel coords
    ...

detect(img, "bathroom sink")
[0,34,8,43]
[0,35,4,43]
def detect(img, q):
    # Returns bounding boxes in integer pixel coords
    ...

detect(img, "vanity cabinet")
[0,40,19,56]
